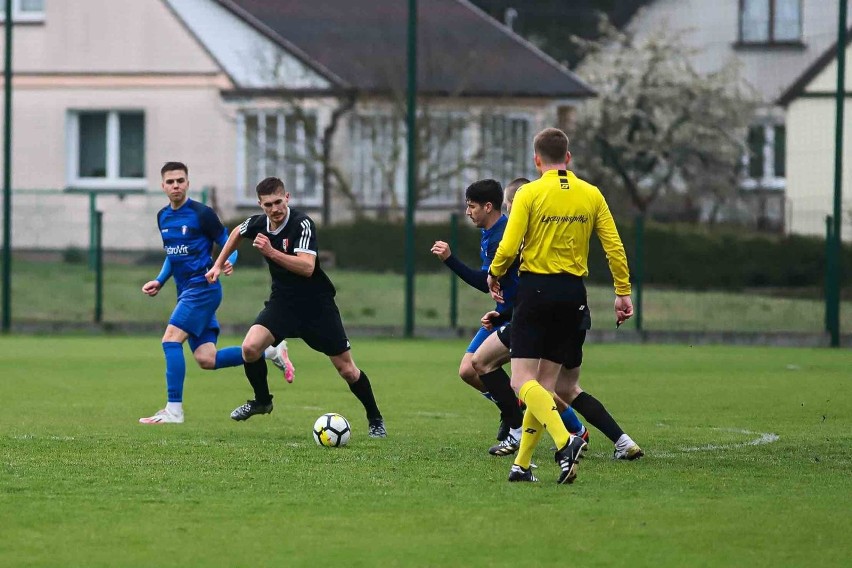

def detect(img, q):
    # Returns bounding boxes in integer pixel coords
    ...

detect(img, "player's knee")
[241,341,264,363]
[195,353,216,370]
[509,375,526,395]
[458,361,477,382]
[470,353,494,375]
[561,385,582,404]
[335,362,359,383]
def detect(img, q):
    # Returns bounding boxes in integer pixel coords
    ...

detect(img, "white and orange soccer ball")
[312,413,351,447]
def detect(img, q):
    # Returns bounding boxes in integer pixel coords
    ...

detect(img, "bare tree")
[570,21,760,221]
[246,28,498,222]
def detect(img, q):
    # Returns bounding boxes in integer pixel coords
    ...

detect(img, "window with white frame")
[742,123,786,190]
[420,113,470,204]
[739,0,801,44]
[350,113,405,207]
[481,114,531,184]
[1,0,45,22]
[67,110,146,189]
[350,112,472,207]
[237,110,320,205]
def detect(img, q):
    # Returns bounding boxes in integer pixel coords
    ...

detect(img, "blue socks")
[560,406,584,435]
[214,346,244,369]
[163,342,185,403]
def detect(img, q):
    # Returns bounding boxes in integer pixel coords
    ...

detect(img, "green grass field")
[7,259,852,333]
[1,336,850,567]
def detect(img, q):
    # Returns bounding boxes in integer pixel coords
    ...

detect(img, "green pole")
[404,0,417,338]
[825,215,834,334]
[88,192,97,270]
[449,212,458,328]
[2,0,13,333]
[94,211,103,323]
[634,214,644,332]
[829,0,847,347]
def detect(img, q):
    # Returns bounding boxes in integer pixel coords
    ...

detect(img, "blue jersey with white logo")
[481,215,519,314]
[156,199,227,293]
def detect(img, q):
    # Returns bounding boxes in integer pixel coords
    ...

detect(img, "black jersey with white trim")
[239,208,335,298]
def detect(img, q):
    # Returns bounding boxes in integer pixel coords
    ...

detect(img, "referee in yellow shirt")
[487,127,634,484]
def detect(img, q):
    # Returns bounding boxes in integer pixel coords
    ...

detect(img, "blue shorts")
[466,326,496,354]
[169,285,222,352]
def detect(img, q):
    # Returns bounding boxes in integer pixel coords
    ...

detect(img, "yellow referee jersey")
[489,169,631,296]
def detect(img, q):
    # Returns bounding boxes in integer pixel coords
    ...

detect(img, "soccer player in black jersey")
[205,177,386,438]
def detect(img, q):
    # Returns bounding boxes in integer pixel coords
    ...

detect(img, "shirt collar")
[483,214,507,237]
[266,208,290,235]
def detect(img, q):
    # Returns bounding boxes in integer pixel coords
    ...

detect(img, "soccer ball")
[313,413,351,447]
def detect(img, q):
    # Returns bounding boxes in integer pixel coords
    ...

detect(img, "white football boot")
[139,408,185,424]
[265,340,295,383]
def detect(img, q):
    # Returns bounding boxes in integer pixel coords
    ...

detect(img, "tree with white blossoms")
[570,21,761,222]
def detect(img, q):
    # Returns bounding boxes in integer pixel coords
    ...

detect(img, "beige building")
[780,36,852,241]
[0,0,594,251]
[627,0,852,231]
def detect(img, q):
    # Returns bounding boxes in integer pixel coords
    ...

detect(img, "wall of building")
[785,42,852,241]
[628,0,851,102]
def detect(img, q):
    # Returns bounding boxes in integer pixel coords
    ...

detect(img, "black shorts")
[254,294,350,357]
[496,322,512,349]
[510,273,590,368]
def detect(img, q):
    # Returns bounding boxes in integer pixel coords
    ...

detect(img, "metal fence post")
[449,212,458,328]
[1,0,13,333]
[825,215,836,335]
[88,192,97,270]
[94,210,103,323]
[634,214,645,332]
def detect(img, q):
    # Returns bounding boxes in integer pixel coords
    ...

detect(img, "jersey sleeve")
[593,192,632,296]
[293,217,318,256]
[444,255,489,293]
[198,206,226,243]
[238,216,261,239]
[155,256,172,285]
[490,189,531,278]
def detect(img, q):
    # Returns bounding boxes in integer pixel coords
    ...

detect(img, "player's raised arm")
[431,240,489,293]
[206,226,242,283]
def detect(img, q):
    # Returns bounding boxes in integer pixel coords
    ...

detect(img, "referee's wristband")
[487,270,499,279]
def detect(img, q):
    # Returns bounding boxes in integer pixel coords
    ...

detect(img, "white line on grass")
[651,427,780,457]
[681,429,780,452]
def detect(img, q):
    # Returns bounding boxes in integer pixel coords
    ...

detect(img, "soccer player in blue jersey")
[431,179,586,450]
[139,162,294,424]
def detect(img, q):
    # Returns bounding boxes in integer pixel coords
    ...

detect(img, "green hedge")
[224,217,851,291]
[588,223,851,290]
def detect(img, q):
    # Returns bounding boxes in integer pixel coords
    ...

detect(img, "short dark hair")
[533,128,569,164]
[256,176,285,197]
[161,162,188,177]
[504,177,530,204]
[464,179,503,209]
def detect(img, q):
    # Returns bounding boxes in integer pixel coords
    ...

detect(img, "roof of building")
[777,26,852,107]
[216,0,595,98]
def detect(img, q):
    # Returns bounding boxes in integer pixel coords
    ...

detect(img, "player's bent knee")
[336,364,359,383]
[458,362,477,382]
[470,354,495,375]
[509,376,526,395]
[561,386,582,404]
[195,355,216,370]
[241,342,264,363]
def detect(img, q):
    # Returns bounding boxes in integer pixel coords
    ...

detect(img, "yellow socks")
[516,380,570,461]
[514,410,543,469]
